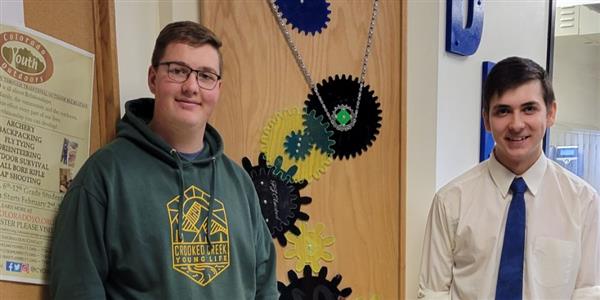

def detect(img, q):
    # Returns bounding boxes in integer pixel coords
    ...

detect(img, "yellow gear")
[260,107,332,182]
[283,221,335,273]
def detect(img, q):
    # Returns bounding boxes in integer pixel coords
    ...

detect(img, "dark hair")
[482,56,554,113]
[151,21,223,74]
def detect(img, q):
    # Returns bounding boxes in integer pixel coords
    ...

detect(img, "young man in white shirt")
[418,56,600,299]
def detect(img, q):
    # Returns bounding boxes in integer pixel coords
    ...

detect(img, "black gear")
[275,0,331,35]
[242,153,311,246]
[304,74,382,159]
[278,265,352,300]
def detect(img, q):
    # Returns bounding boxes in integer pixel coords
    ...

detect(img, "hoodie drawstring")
[171,149,217,250]
[206,157,216,250]
[171,149,186,242]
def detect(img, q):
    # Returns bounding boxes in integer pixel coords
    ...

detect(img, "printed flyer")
[0,23,93,284]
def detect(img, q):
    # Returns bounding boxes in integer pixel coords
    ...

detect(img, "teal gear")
[283,130,313,161]
[271,155,298,183]
[303,109,335,155]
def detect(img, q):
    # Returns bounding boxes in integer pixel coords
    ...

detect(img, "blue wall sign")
[446,0,484,56]
[480,61,495,162]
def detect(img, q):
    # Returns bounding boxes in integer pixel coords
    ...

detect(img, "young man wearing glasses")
[50,21,278,299]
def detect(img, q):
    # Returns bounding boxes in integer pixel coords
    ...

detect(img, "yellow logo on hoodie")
[166,185,230,286]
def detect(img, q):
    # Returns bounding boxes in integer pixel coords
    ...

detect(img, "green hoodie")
[50,98,278,299]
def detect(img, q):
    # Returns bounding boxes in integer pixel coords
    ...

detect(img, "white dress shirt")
[418,153,600,299]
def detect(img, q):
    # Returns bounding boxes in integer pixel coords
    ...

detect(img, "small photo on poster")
[60,138,68,164]
[59,168,72,193]
[59,138,79,167]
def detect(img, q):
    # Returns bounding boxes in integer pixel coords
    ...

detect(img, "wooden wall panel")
[0,1,119,299]
[201,0,403,298]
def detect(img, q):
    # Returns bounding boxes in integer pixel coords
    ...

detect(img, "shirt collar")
[488,151,547,197]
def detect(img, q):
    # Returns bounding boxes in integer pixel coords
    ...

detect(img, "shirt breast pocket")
[533,237,577,287]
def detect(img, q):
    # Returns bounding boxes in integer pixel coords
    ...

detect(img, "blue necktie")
[496,177,527,300]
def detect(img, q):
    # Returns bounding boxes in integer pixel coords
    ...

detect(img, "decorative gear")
[261,107,332,182]
[278,265,353,300]
[304,74,382,159]
[284,130,313,160]
[242,153,311,246]
[284,222,334,272]
[303,109,335,155]
[274,0,331,35]
[271,155,298,183]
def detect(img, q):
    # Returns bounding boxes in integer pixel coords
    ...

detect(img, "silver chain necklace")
[268,0,380,132]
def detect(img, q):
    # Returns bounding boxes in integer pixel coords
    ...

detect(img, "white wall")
[597,48,600,126]
[115,2,160,114]
[114,0,200,115]
[406,1,440,298]
[553,35,600,129]
[598,67,600,126]
[406,0,549,298]
[436,1,549,187]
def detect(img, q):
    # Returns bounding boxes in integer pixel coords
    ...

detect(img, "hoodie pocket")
[533,237,576,287]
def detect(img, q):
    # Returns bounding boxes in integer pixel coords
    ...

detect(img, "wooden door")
[201,0,404,298]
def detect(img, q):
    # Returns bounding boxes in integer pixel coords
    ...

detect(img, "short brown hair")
[151,21,223,74]
[482,56,554,113]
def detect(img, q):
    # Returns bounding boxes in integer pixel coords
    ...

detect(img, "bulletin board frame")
[0,0,119,298]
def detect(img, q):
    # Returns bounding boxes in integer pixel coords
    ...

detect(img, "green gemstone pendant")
[335,108,352,126]
[330,104,356,131]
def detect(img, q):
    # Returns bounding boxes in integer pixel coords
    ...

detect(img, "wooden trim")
[91,0,121,151]
[399,0,407,298]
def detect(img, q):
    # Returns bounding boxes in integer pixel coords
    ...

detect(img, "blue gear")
[303,109,335,155]
[275,0,331,35]
[284,130,313,161]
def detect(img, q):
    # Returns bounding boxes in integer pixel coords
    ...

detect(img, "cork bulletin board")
[0,1,119,299]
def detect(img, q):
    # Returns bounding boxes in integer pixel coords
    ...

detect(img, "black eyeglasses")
[157,61,221,90]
